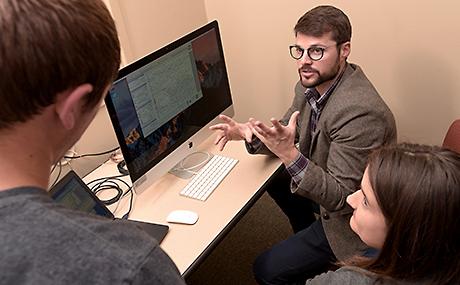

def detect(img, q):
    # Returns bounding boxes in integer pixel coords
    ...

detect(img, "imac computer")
[105,20,234,194]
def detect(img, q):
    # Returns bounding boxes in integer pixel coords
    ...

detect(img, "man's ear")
[340,41,351,59]
[55,84,93,130]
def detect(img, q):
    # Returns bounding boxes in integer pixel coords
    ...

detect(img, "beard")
[298,58,341,88]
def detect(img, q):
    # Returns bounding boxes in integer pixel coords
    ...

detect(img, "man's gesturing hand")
[209,114,254,151]
[248,111,300,164]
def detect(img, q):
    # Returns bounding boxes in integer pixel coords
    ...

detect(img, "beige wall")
[204,0,460,145]
[62,0,208,178]
[109,0,208,63]
[67,0,460,178]
[205,0,460,144]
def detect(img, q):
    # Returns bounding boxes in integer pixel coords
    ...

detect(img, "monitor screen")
[105,20,233,193]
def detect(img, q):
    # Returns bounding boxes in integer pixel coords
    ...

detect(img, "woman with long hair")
[307,143,460,284]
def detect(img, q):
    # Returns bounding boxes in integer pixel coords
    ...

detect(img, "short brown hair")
[294,5,351,44]
[355,143,460,284]
[0,0,121,129]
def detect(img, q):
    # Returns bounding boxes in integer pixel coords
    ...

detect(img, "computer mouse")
[166,210,199,225]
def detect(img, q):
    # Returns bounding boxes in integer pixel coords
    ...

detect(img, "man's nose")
[298,54,312,67]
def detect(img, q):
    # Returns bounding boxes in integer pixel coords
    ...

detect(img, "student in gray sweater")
[0,1,185,284]
[306,143,460,284]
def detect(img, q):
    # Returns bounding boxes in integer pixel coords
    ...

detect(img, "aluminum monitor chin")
[105,20,234,194]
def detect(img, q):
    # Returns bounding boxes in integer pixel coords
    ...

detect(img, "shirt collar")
[304,63,347,108]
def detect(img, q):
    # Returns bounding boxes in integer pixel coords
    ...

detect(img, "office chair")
[442,119,460,154]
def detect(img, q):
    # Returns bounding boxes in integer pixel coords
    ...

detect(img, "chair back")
[443,119,460,154]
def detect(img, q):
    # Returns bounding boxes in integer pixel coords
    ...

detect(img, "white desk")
[84,136,281,276]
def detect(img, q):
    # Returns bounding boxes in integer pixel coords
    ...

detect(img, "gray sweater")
[306,267,428,284]
[0,187,186,285]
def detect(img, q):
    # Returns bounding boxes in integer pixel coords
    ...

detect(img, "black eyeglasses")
[289,44,338,61]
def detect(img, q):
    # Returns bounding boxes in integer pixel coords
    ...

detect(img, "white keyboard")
[180,154,238,201]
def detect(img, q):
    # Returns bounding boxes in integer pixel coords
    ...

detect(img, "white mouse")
[166,210,199,225]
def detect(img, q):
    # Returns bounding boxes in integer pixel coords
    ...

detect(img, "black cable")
[94,176,133,218]
[50,161,58,174]
[87,174,132,208]
[117,160,129,175]
[64,146,119,159]
[87,173,128,182]
[93,180,123,205]
[121,187,134,219]
[50,161,63,188]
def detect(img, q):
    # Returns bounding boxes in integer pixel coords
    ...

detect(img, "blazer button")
[322,212,330,220]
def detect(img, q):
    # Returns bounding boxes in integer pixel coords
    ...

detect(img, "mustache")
[299,67,318,73]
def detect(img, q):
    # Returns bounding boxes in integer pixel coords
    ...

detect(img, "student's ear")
[340,41,351,59]
[55,84,93,130]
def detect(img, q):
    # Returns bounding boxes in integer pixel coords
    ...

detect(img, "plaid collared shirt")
[286,66,346,186]
[305,66,346,136]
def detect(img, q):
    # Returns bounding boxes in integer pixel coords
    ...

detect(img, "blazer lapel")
[309,128,320,157]
[298,107,312,155]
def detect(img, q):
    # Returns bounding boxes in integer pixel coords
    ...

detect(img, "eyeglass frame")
[289,43,342,61]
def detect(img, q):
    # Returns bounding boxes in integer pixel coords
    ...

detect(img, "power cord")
[122,187,134,220]
[86,174,134,219]
[172,151,211,175]
[64,146,119,159]
[51,146,121,188]
[117,160,129,175]
[91,179,123,205]
[50,146,120,187]
[49,160,63,188]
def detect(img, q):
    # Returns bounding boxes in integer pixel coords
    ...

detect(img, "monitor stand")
[169,151,211,179]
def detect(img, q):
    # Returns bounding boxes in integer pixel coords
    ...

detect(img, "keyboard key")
[180,154,238,201]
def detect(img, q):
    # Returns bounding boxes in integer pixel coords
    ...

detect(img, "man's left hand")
[249,111,300,164]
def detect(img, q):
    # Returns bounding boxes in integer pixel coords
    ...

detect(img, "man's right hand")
[209,114,253,151]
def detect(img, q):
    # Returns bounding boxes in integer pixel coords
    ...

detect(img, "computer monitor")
[105,20,234,194]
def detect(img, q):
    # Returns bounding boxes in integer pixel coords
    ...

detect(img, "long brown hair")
[0,0,120,129]
[353,143,460,284]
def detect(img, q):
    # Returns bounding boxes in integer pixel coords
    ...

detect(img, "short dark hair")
[0,0,121,130]
[355,143,460,284]
[294,5,351,44]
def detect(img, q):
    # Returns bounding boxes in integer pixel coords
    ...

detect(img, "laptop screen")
[48,170,170,243]
[49,170,114,218]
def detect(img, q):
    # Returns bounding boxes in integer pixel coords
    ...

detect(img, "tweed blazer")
[249,63,397,260]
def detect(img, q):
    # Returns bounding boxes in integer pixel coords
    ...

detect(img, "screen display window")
[105,21,232,182]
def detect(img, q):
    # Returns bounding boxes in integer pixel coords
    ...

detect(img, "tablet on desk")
[49,170,169,243]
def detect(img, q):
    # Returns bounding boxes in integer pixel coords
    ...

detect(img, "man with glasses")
[210,5,396,284]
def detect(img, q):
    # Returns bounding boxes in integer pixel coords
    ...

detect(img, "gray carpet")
[186,192,292,285]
